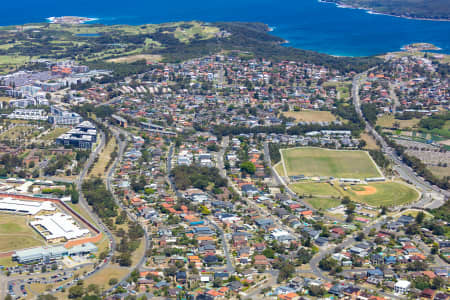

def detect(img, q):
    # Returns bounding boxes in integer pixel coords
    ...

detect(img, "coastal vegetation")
[0,21,383,75]
[323,0,450,20]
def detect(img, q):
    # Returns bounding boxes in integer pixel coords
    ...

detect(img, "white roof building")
[0,197,55,215]
[394,280,411,295]
[30,212,89,241]
[270,229,294,242]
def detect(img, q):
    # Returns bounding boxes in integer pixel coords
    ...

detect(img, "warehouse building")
[30,212,90,242]
[13,242,97,264]
[0,197,56,215]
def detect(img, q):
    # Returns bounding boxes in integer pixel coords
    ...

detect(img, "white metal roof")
[30,212,89,240]
[0,197,55,215]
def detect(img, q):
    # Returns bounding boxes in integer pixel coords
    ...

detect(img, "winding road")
[352,72,449,207]
[103,125,151,293]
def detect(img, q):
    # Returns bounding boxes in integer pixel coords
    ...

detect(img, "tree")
[86,284,100,295]
[355,232,365,242]
[345,203,356,215]
[296,248,313,265]
[415,211,425,224]
[240,161,256,175]
[38,295,57,300]
[432,276,445,289]
[319,256,338,271]
[413,276,430,290]
[309,285,326,296]
[262,248,275,259]
[71,189,79,204]
[277,262,295,283]
[68,285,84,298]
[164,265,177,277]
[109,278,118,286]
[213,278,222,288]
[118,252,132,266]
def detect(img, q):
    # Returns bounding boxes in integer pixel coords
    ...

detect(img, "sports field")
[282,110,337,122]
[304,197,341,210]
[288,180,418,208]
[341,182,419,207]
[289,182,340,197]
[279,147,382,179]
[0,213,45,252]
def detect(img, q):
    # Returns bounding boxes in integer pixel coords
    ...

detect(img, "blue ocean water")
[1,0,450,57]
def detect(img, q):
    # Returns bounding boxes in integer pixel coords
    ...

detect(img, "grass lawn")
[289,182,341,197]
[280,147,382,179]
[340,181,419,207]
[0,213,45,252]
[0,125,35,140]
[396,209,433,220]
[361,133,380,150]
[0,256,18,267]
[107,54,162,63]
[96,235,110,254]
[67,202,97,227]
[131,238,146,265]
[0,55,30,65]
[274,162,285,176]
[377,114,420,129]
[85,266,129,290]
[88,137,117,179]
[323,81,352,100]
[304,197,341,210]
[41,127,70,141]
[429,165,450,179]
[282,110,336,122]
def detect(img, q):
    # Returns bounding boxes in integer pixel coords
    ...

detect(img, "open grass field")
[429,165,450,180]
[323,81,352,100]
[107,54,162,63]
[289,182,340,197]
[0,256,17,267]
[131,238,146,265]
[361,133,380,150]
[0,55,30,65]
[340,181,419,207]
[274,162,285,177]
[41,127,70,141]
[377,114,420,129]
[280,147,382,179]
[0,213,45,252]
[282,110,337,122]
[0,125,36,140]
[85,266,129,290]
[304,197,342,210]
[89,137,117,179]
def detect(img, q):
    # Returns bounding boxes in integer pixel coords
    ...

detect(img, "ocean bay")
[0,0,449,56]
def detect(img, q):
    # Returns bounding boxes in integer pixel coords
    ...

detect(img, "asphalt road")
[170,140,235,273]
[309,216,388,281]
[352,72,449,206]
[8,129,119,298]
[104,125,151,294]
